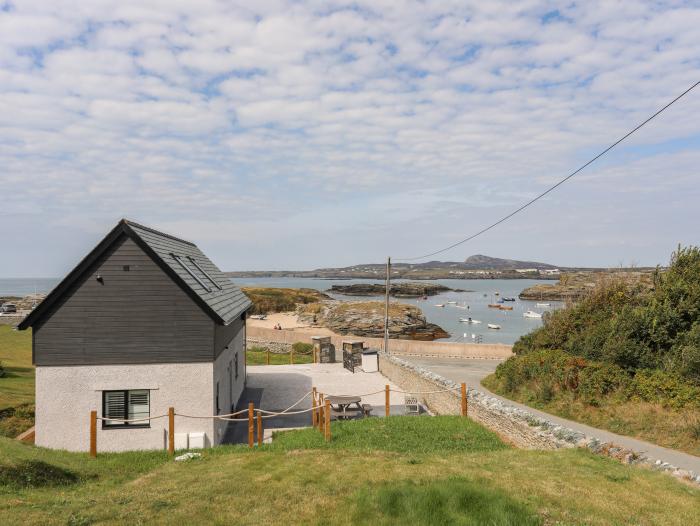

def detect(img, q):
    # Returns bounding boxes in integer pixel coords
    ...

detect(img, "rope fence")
[88,382,469,457]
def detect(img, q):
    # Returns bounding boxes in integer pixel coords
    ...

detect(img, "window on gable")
[102,390,150,428]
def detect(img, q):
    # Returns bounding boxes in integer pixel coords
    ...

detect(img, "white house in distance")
[18,219,252,452]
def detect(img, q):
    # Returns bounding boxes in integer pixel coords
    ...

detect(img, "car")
[0,303,17,314]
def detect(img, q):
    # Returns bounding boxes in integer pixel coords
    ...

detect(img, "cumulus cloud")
[0,0,699,274]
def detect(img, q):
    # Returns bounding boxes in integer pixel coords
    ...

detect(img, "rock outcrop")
[297,300,449,341]
[328,282,458,298]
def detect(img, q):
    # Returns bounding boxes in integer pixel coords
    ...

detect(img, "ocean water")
[234,277,562,345]
[0,276,559,345]
[0,278,59,297]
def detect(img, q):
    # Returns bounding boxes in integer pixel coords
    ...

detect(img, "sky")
[1,0,699,277]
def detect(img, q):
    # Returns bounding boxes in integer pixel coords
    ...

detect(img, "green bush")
[292,342,313,355]
[0,460,79,488]
[630,369,700,409]
[513,246,700,383]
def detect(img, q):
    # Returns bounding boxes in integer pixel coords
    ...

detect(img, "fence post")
[266,350,270,365]
[324,399,331,442]
[319,394,324,434]
[312,387,317,428]
[257,411,263,447]
[89,410,97,458]
[461,383,467,417]
[248,402,254,448]
[168,407,175,455]
[385,384,390,417]
[290,348,294,364]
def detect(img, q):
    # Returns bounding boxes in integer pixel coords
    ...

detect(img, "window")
[187,256,223,290]
[102,390,150,428]
[171,253,211,292]
[234,352,239,380]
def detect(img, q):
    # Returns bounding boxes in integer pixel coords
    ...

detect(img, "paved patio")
[223,363,419,444]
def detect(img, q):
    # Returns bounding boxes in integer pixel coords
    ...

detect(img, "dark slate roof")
[18,219,251,330]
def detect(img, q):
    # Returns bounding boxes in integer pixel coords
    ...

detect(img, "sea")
[0,277,560,345]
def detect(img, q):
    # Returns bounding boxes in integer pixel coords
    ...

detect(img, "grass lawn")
[0,326,34,438]
[246,349,313,365]
[1,417,698,525]
[482,374,700,457]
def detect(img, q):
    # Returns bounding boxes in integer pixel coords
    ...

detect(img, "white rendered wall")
[35,363,214,452]
[212,323,246,445]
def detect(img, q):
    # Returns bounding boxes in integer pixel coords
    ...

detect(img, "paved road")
[410,357,700,475]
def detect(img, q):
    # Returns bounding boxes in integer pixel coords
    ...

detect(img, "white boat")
[487,323,501,330]
[434,304,445,308]
[446,301,457,304]
[523,310,542,319]
[455,304,468,309]
[459,318,481,324]
[536,303,551,307]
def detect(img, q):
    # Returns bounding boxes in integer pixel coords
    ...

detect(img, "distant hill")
[226,255,564,280]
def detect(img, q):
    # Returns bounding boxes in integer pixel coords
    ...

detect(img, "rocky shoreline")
[328,282,462,298]
[519,271,654,301]
[297,300,449,341]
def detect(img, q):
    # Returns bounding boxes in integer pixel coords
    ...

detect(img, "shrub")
[0,361,4,378]
[247,346,268,353]
[292,342,313,355]
[630,369,700,409]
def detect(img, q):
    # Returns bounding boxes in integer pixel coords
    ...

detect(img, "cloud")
[1,0,699,275]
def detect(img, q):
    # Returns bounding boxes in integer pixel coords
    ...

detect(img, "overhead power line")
[395,80,700,262]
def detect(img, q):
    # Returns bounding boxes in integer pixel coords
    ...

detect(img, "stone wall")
[378,353,700,486]
[0,315,23,326]
[246,338,292,354]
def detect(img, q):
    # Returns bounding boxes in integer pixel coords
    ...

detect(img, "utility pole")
[384,256,391,354]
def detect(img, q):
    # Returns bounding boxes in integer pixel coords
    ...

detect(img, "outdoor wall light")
[96,274,104,284]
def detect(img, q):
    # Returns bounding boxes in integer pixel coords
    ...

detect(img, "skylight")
[171,253,211,293]
[187,256,223,290]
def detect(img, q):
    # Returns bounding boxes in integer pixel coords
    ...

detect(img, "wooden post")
[324,399,331,442]
[257,411,263,447]
[312,387,317,428]
[168,407,175,455]
[461,383,467,417]
[290,349,294,364]
[319,394,324,434]
[248,402,254,448]
[89,410,97,458]
[266,350,270,365]
[385,384,390,417]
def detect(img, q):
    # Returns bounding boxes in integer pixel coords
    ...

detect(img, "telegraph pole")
[384,256,391,354]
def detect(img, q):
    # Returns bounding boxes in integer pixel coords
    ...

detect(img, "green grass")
[1,417,698,525]
[246,349,313,365]
[269,415,506,454]
[0,326,34,437]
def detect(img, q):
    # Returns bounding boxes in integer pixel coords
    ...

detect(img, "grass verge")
[246,349,313,365]
[1,417,698,525]
[482,373,700,457]
[0,326,34,437]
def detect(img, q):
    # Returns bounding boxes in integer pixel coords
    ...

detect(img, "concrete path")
[410,356,700,475]
[223,363,415,444]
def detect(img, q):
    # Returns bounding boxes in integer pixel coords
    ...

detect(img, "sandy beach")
[247,312,335,336]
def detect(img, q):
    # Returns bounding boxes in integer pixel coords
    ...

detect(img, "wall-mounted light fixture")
[96,274,104,284]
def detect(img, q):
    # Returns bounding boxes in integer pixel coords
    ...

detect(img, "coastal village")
[2,2,699,525]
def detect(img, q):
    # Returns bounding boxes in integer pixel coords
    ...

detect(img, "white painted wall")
[36,363,215,452]
[212,322,246,444]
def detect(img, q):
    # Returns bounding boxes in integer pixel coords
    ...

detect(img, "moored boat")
[459,318,482,324]
[434,304,445,308]
[487,304,501,308]
[487,323,501,329]
[523,310,542,318]
[536,302,550,307]
[498,305,513,311]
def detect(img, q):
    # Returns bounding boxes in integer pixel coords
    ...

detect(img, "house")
[18,219,252,452]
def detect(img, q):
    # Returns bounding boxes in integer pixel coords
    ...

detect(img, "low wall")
[246,325,512,359]
[377,353,700,485]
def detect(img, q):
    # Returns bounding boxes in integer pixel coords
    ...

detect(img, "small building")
[18,219,252,452]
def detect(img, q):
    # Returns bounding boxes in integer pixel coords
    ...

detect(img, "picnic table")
[326,395,371,420]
